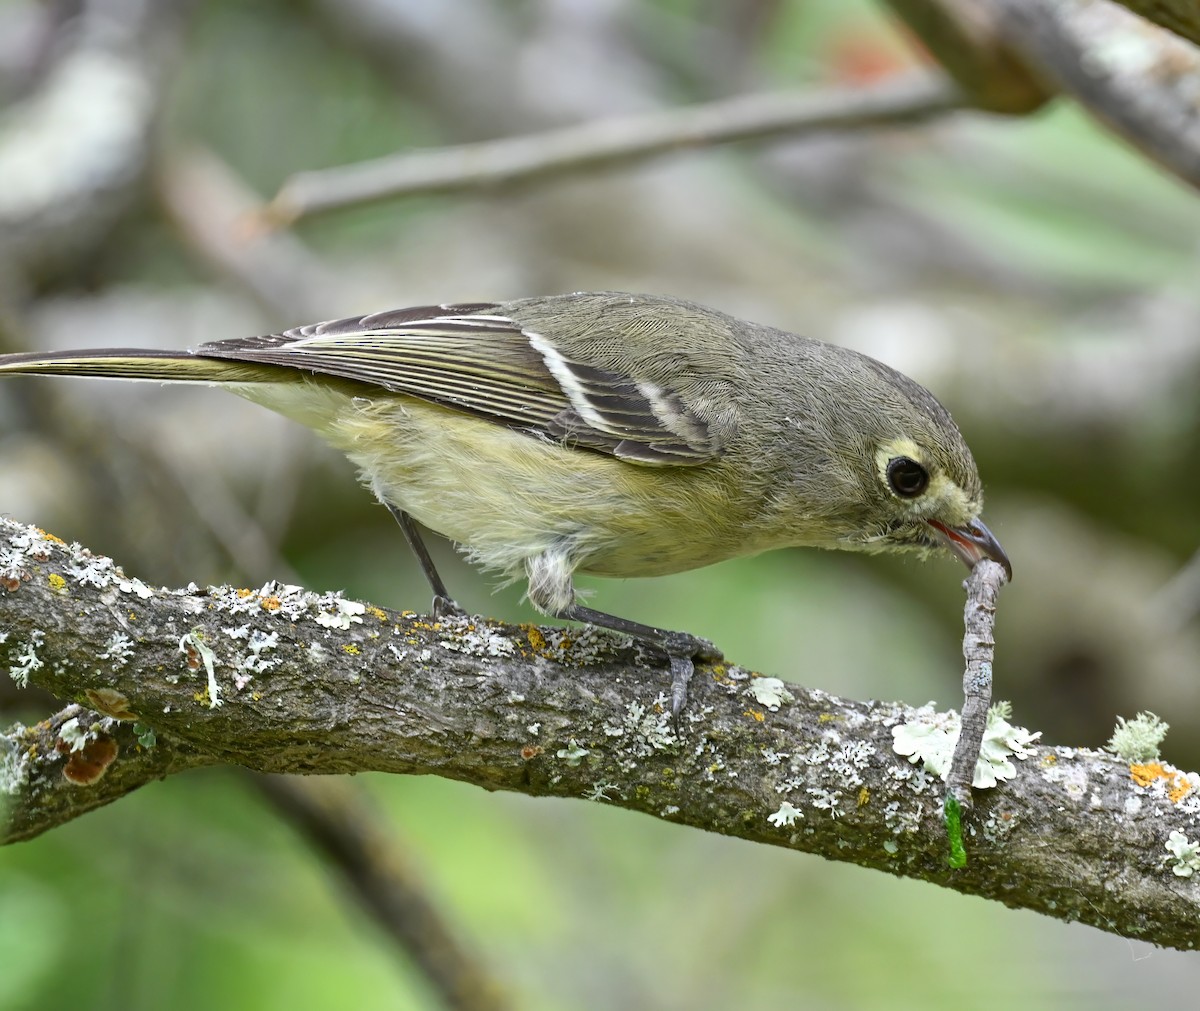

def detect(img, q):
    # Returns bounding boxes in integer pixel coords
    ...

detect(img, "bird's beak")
[927,517,1012,581]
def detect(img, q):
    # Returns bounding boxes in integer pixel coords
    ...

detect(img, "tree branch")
[1109,0,1200,48]
[263,71,964,225]
[2,517,1198,949]
[880,0,1052,112]
[985,0,1200,190]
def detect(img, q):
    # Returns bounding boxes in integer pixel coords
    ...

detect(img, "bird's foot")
[432,595,467,620]
[660,631,723,719]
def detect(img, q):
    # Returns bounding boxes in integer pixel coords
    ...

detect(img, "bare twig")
[946,561,1008,820]
[253,776,513,1011]
[2,518,1199,949]
[263,72,965,225]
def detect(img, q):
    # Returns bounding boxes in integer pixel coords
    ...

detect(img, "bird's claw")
[660,632,722,720]
[668,655,694,720]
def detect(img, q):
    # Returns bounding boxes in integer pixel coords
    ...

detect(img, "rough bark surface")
[1,518,1198,950]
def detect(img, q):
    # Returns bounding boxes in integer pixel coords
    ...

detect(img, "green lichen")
[555,740,589,767]
[1106,712,1168,762]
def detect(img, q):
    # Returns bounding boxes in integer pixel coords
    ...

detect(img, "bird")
[0,291,1009,713]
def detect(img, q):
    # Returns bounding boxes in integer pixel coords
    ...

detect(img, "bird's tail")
[0,349,283,384]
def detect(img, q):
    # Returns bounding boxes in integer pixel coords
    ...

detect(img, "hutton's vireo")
[0,292,1009,712]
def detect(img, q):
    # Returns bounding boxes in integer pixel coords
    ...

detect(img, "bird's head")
[862,433,1010,579]
[805,353,1011,580]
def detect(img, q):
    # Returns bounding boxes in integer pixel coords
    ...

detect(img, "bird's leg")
[384,503,465,618]
[553,602,722,718]
[525,549,719,716]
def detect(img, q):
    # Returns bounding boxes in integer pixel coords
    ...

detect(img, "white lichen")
[179,630,221,708]
[556,740,589,767]
[315,597,366,630]
[585,781,618,802]
[1107,712,1169,762]
[748,677,794,711]
[602,700,677,755]
[8,630,45,687]
[1,737,31,795]
[57,716,90,752]
[1165,831,1200,878]
[241,629,280,672]
[891,701,1040,789]
[116,575,153,599]
[1042,761,1090,800]
[66,553,119,589]
[807,788,843,817]
[438,619,515,657]
[828,740,876,787]
[98,630,134,670]
[768,801,803,827]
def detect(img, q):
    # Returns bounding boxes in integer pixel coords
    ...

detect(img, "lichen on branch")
[1,517,1198,949]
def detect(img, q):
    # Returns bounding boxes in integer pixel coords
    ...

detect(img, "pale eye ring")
[887,457,929,498]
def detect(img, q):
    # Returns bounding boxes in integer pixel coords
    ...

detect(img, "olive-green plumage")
[0,292,1008,700]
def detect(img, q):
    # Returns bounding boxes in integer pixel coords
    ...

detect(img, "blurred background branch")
[251,776,514,1011]
[263,71,964,225]
[984,0,1200,188]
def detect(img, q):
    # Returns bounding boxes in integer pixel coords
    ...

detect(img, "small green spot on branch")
[945,795,967,869]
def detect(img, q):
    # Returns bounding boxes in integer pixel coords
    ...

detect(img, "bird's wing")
[196,303,721,465]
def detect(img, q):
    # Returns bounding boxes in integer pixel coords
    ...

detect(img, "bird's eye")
[886,457,929,498]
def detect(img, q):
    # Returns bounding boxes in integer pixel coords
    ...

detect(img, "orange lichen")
[857,787,870,807]
[36,528,66,546]
[1131,761,1169,787]
[520,745,543,760]
[260,596,282,612]
[237,588,254,598]
[1130,761,1193,803]
[1169,781,1192,803]
[743,710,765,722]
